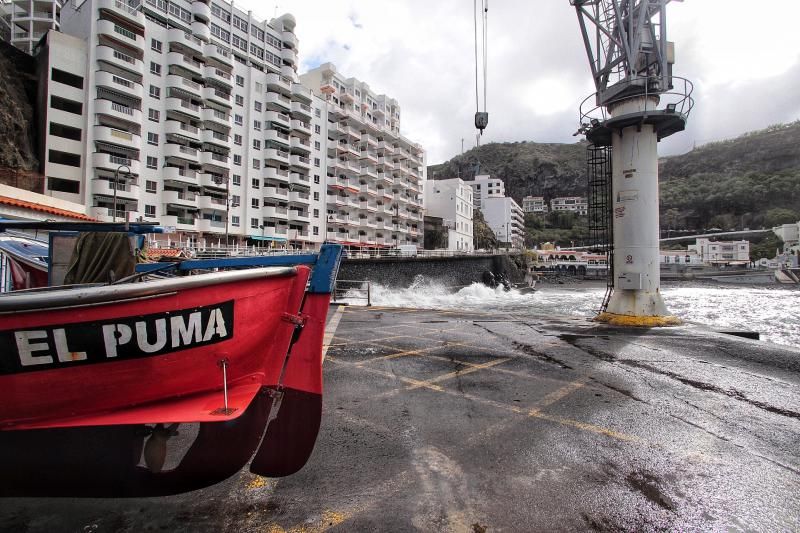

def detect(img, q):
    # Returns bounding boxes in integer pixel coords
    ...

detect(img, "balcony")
[263,226,289,239]
[291,83,312,102]
[166,74,202,99]
[93,125,141,150]
[265,73,292,93]
[289,172,310,186]
[165,120,200,141]
[196,195,227,210]
[96,45,144,76]
[94,71,143,99]
[204,44,232,69]
[290,155,311,170]
[281,47,297,65]
[96,19,145,51]
[290,119,311,135]
[93,152,140,174]
[167,51,203,77]
[288,210,309,223]
[202,86,231,107]
[289,191,310,205]
[264,148,290,165]
[201,129,230,148]
[91,178,140,199]
[262,205,288,219]
[360,151,379,164]
[263,167,290,183]
[378,157,395,169]
[163,189,198,208]
[290,136,311,152]
[263,187,289,200]
[198,173,227,188]
[168,28,203,55]
[361,134,378,147]
[264,130,291,147]
[193,1,211,21]
[359,184,378,196]
[165,97,201,119]
[95,99,142,124]
[164,143,199,162]
[282,30,298,49]
[201,107,230,127]
[200,151,229,167]
[98,0,145,28]
[327,195,347,207]
[265,92,291,111]
[196,218,226,232]
[359,202,378,213]
[162,166,197,185]
[266,111,291,128]
[192,20,210,42]
[92,207,141,223]
[160,215,197,231]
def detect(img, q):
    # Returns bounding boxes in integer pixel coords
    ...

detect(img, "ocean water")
[350,277,800,349]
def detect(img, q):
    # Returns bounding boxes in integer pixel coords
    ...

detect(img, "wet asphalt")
[1,305,799,532]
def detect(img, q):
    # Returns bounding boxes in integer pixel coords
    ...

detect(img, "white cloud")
[239,0,800,163]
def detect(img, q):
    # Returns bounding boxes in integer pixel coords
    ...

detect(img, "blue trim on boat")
[308,244,342,294]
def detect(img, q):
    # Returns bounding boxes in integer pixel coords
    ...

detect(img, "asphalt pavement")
[1,305,798,531]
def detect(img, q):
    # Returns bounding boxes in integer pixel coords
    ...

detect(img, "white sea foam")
[346,277,800,348]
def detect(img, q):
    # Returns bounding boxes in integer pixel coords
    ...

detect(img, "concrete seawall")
[338,254,526,287]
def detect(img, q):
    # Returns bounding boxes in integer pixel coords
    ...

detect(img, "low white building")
[522,195,547,213]
[687,238,750,264]
[773,222,800,249]
[463,174,504,210]
[424,178,473,251]
[659,249,702,265]
[550,196,588,215]
[482,196,524,249]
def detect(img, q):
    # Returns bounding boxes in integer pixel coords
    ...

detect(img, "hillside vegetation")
[429,122,800,246]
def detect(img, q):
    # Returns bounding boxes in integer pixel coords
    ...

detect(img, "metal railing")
[579,75,694,126]
[332,280,371,306]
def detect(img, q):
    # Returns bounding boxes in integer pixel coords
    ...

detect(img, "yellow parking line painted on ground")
[327,334,412,347]
[528,376,590,416]
[322,306,346,363]
[354,342,470,366]
[404,357,511,391]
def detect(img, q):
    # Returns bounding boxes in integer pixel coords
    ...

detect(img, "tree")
[764,208,799,228]
[473,209,498,250]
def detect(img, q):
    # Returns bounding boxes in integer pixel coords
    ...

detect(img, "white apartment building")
[424,178,473,251]
[688,238,750,264]
[482,196,525,249]
[50,0,325,249]
[0,0,62,53]
[522,195,547,213]
[550,196,588,215]
[300,62,425,249]
[773,222,800,249]
[464,174,504,210]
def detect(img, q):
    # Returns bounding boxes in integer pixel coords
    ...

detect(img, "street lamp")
[113,164,132,223]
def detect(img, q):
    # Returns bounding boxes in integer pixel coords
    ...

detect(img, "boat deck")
[2,305,799,531]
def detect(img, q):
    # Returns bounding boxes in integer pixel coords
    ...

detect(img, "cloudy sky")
[238,1,800,164]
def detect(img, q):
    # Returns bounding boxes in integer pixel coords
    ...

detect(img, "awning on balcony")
[250,235,287,242]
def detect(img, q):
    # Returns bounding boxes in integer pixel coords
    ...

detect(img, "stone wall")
[338,254,526,288]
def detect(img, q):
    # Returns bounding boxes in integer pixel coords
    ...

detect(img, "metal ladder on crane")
[587,144,614,313]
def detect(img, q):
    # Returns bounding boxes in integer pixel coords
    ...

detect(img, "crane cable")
[474,0,489,144]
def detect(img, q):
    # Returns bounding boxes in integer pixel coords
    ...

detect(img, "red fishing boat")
[0,221,342,496]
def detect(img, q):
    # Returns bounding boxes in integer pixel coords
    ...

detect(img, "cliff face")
[0,41,38,171]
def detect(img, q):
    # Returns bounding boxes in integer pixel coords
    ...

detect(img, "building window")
[236,75,244,87]
[235,94,244,106]
[50,68,83,89]
[313,226,319,236]
[50,95,82,115]
[314,124,321,134]
[48,122,81,141]
[313,192,319,201]
[145,180,157,193]
[255,81,263,92]
[231,215,240,227]
[314,141,320,150]
[151,38,162,52]
[47,177,80,194]
[314,157,320,167]
[150,62,161,76]
[253,139,261,150]
[234,114,243,126]
[48,150,81,167]
[149,85,161,99]
[251,178,260,189]
[147,132,159,145]
[253,120,261,130]
[145,204,156,217]
[251,198,259,208]
[250,217,258,228]
[313,174,320,184]
[145,156,158,169]
[234,134,242,145]
[148,108,160,122]
[254,101,262,112]
[232,174,241,186]
[314,108,321,118]
[313,208,319,218]
[233,154,242,166]
[252,158,260,169]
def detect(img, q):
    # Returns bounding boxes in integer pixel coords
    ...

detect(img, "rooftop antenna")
[571,0,693,326]
[473,0,489,142]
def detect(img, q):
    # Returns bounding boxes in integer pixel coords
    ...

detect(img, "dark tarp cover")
[63,232,135,284]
